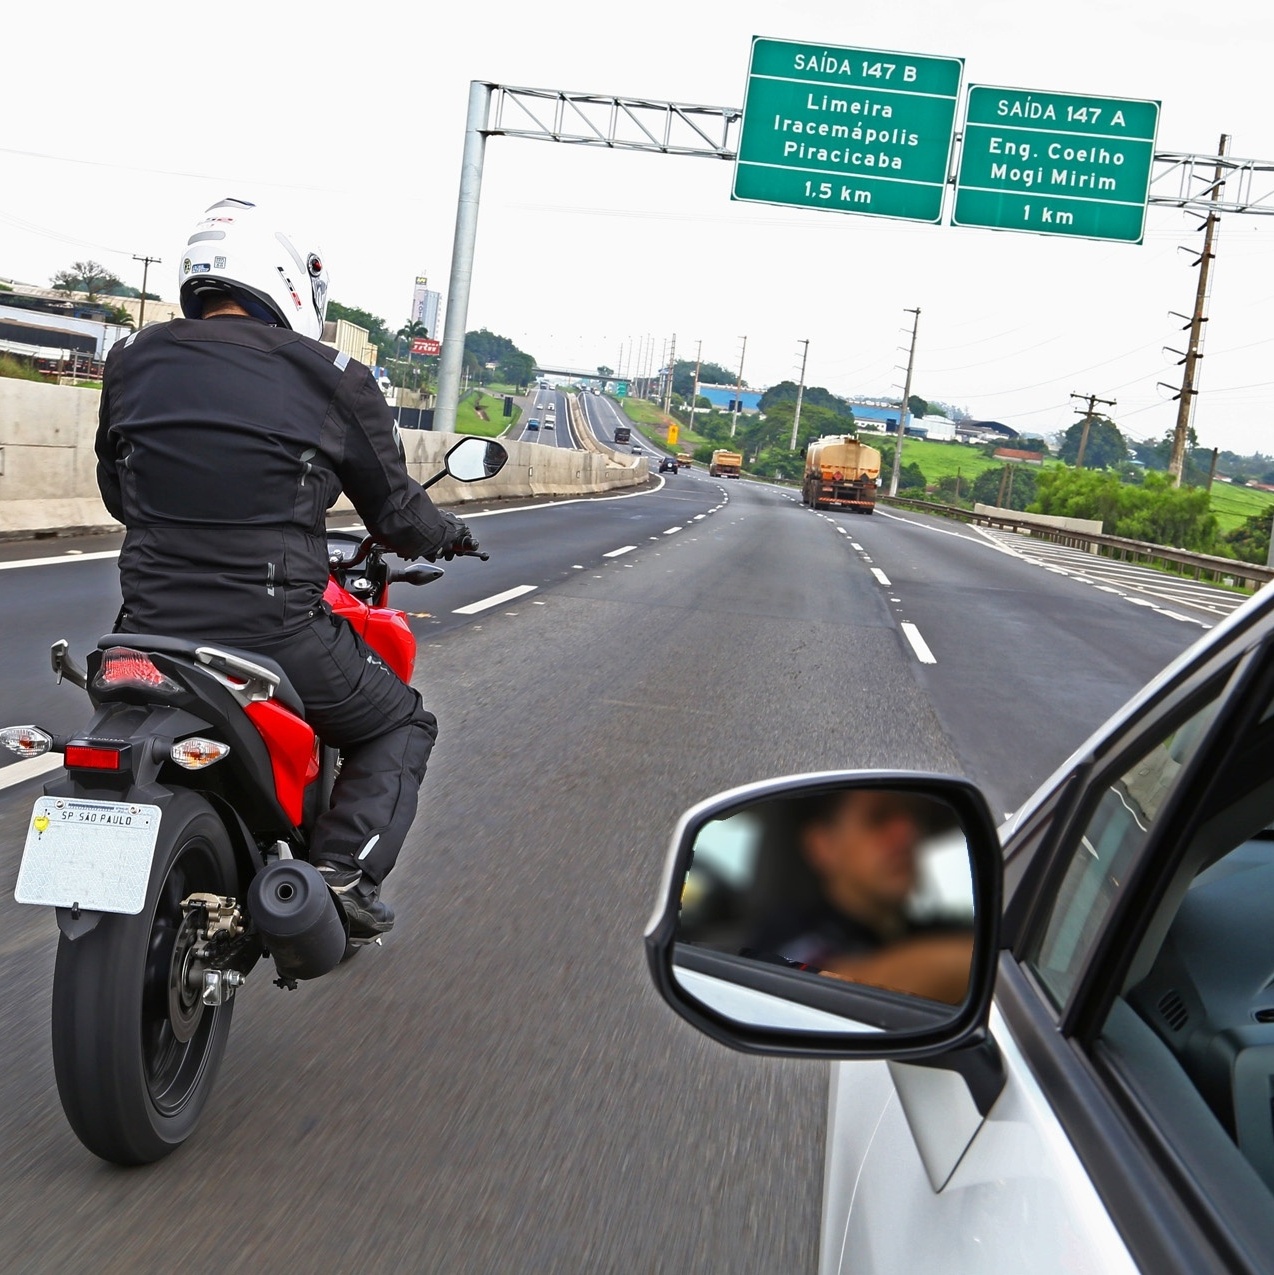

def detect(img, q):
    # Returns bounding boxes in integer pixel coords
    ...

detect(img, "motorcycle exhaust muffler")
[247,859,347,981]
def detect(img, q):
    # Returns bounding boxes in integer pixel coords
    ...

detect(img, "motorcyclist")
[94,197,472,939]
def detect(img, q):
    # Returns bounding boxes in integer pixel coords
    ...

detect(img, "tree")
[758,381,845,413]
[327,300,393,353]
[1224,508,1274,564]
[1031,468,1217,551]
[897,462,927,493]
[907,394,929,418]
[671,359,741,398]
[497,351,535,388]
[51,260,123,299]
[972,465,1038,511]
[1057,416,1128,470]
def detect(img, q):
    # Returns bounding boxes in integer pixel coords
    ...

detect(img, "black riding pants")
[232,609,437,885]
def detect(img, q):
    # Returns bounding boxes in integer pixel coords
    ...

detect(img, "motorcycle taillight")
[65,744,122,771]
[94,648,182,694]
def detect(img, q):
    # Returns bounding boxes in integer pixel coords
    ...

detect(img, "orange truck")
[803,436,881,512]
[708,449,743,478]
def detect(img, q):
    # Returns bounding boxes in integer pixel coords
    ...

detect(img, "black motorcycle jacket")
[95,316,461,639]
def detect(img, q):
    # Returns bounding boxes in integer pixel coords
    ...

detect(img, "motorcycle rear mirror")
[445,437,508,483]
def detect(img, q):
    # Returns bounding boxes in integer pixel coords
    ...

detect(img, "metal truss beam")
[1147,151,1274,215]
[489,85,1274,214]
[488,85,741,159]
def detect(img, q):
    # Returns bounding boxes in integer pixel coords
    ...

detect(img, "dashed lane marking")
[0,550,121,572]
[870,568,892,587]
[0,754,64,791]
[900,622,937,665]
[453,585,538,615]
[603,546,636,558]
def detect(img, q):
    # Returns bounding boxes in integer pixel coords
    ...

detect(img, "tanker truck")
[803,436,881,513]
[709,449,743,478]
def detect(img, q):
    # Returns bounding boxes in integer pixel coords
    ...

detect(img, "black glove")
[425,514,476,562]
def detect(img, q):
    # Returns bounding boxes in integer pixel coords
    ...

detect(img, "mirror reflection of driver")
[747,790,973,1005]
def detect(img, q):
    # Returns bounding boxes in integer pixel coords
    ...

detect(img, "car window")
[1092,674,1274,1207]
[1027,688,1226,1008]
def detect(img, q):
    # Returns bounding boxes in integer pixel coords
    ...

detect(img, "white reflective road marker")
[870,568,892,587]
[0,550,121,572]
[0,754,64,791]
[900,622,937,665]
[454,585,538,615]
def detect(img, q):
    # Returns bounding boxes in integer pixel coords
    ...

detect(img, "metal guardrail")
[880,496,1274,592]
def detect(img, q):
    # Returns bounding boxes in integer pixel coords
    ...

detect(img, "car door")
[829,606,1274,1273]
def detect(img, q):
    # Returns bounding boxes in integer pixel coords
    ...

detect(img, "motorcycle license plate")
[14,797,162,915]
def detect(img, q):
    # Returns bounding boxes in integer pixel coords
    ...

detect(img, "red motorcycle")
[4,436,507,1165]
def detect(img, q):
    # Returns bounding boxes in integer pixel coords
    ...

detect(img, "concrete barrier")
[973,503,1103,535]
[0,379,648,537]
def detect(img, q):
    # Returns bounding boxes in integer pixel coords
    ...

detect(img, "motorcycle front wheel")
[51,789,239,1165]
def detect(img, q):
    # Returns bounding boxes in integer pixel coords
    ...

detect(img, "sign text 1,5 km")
[734,37,964,223]
[953,86,1160,242]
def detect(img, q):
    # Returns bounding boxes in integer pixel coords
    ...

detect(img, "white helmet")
[178,198,329,340]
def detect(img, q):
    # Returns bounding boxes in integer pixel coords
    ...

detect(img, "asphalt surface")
[508,387,578,449]
[0,466,1229,1272]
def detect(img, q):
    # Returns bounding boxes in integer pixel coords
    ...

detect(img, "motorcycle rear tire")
[51,789,238,1165]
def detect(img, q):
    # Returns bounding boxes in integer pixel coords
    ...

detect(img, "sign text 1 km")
[953,86,1160,243]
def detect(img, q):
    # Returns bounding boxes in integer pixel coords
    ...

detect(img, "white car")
[647,583,1274,1274]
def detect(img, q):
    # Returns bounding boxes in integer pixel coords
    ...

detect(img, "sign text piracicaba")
[953,86,1160,242]
[734,37,964,223]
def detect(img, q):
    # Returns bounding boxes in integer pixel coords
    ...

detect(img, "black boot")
[317,864,395,939]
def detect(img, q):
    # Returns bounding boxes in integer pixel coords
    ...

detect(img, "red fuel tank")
[323,581,416,682]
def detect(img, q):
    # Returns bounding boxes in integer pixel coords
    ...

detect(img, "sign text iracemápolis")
[734,38,964,223]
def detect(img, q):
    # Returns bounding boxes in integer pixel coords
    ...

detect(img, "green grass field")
[616,397,709,451]
[454,390,518,437]
[1206,482,1274,535]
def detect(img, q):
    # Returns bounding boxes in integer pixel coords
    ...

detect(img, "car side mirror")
[645,772,1002,1061]
[445,437,509,482]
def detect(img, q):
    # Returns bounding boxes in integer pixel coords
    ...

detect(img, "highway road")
[506,386,580,449]
[0,466,1237,1271]
[579,390,664,461]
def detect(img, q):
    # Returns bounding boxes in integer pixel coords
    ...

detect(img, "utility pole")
[789,338,809,450]
[690,339,702,427]
[437,81,493,434]
[730,335,747,438]
[888,308,921,499]
[662,333,676,416]
[132,254,161,328]
[1170,133,1229,487]
[1070,391,1116,469]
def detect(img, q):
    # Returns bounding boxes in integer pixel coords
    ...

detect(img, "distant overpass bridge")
[533,365,615,384]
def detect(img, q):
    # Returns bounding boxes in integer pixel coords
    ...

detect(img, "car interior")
[1097,693,1274,1202]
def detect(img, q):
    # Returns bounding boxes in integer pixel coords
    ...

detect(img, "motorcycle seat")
[97,634,306,717]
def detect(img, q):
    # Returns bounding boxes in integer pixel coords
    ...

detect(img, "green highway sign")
[953,86,1160,242]
[734,37,964,223]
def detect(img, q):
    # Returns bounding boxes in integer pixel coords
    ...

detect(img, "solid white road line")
[453,585,538,615]
[0,550,121,572]
[870,568,892,587]
[900,622,937,665]
[0,754,64,791]
[603,546,636,558]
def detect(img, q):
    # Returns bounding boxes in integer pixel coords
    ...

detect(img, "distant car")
[632,445,642,454]
[544,420,555,429]
[658,456,678,473]
[527,418,540,431]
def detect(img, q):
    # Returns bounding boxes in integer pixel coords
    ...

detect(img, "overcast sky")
[5,0,1273,454]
